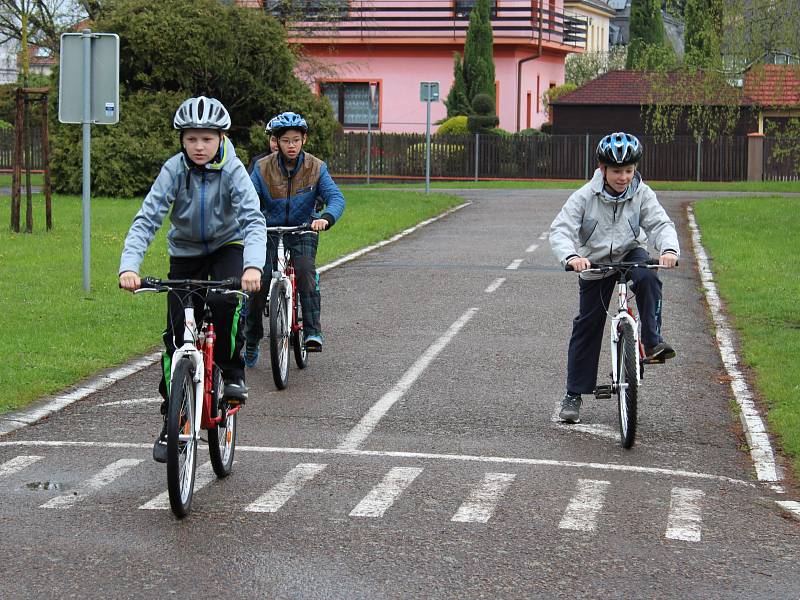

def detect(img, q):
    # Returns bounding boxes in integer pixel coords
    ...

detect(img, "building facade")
[239,1,585,133]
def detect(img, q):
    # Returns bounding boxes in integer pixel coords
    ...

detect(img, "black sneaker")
[559,393,582,424]
[645,342,676,361]
[152,419,168,463]
[223,378,248,405]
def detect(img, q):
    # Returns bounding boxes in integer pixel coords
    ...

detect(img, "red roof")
[744,65,800,108]
[552,69,747,107]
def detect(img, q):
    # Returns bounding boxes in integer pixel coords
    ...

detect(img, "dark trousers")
[244,231,320,342]
[159,245,245,403]
[566,247,663,395]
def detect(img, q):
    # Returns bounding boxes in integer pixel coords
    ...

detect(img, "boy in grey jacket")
[549,132,679,424]
[119,96,266,462]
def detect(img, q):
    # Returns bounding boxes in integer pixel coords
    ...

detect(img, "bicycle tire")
[292,293,309,369]
[167,358,197,518]
[269,282,290,390]
[207,365,236,478]
[616,321,639,449]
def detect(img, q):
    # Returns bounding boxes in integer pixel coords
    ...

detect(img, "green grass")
[0,190,461,413]
[0,172,45,187]
[693,196,800,477]
[341,179,800,193]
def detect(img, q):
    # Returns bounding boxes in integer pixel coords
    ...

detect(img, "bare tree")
[0,1,88,52]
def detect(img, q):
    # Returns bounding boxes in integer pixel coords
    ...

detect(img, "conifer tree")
[444,52,471,117]
[683,0,723,69]
[626,0,672,69]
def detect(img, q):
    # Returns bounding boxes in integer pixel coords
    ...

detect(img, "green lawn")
[693,196,800,477]
[0,172,45,187]
[0,189,462,413]
[342,179,800,193]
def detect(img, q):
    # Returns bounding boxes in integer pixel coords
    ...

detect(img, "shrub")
[467,114,499,134]
[406,141,466,176]
[471,93,495,116]
[435,116,469,136]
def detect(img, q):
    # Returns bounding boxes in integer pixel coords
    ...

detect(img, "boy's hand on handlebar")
[567,257,592,272]
[241,268,262,292]
[659,253,679,268]
[310,218,328,232]
[119,271,141,292]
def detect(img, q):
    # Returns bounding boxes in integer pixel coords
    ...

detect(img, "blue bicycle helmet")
[270,111,308,136]
[596,132,643,166]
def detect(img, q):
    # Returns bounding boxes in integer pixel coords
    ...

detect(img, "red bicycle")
[136,277,246,517]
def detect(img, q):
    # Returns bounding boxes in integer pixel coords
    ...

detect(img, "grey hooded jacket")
[549,169,680,279]
[119,137,267,275]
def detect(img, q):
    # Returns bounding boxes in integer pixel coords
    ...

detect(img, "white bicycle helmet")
[173,96,231,131]
[596,132,643,166]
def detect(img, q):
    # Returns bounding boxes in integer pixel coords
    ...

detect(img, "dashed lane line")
[0,455,43,477]
[505,259,524,270]
[665,487,705,542]
[484,278,506,294]
[525,243,539,253]
[337,307,479,451]
[0,440,757,487]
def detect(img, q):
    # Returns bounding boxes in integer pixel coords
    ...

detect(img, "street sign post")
[420,82,439,193]
[59,30,119,292]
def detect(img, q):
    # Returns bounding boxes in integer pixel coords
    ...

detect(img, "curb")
[0,202,471,438]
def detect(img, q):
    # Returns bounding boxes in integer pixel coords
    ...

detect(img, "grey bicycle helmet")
[270,111,308,136]
[596,132,643,166]
[173,96,231,131]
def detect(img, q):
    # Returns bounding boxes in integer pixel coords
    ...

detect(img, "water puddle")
[25,481,66,491]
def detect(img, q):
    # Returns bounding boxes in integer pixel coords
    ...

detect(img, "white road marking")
[98,397,163,408]
[0,352,161,437]
[538,231,548,240]
[525,243,539,253]
[505,259,524,270]
[776,501,800,521]
[245,463,327,513]
[451,472,516,523]
[350,466,423,518]
[138,461,215,510]
[688,206,780,482]
[484,278,506,294]
[665,487,705,542]
[319,203,471,274]
[0,204,471,440]
[559,479,610,532]
[0,440,757,487]
[40,458,143,509]
[550,400,620,441]
[0,455,43,477]
[337,307,479,450]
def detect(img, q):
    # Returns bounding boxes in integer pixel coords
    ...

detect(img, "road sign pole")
[425,97,431,194]
[81,29,92,292]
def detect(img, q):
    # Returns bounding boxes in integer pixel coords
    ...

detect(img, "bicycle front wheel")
[269,282,290,390]
[167,358,198,518]
[616,321,639,449]
[292,293,308,369]
[207,365,236,478]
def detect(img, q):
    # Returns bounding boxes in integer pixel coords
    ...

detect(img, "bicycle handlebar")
[135,277,243,294]
[565,258,677,272]
[265,223,313,234]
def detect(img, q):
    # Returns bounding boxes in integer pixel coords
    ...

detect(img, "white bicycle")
[567,259,673,448]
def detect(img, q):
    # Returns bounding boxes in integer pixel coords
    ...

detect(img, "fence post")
[474,133,479,181]
[584,133,589,180]
[746,132,765,181]
[696,139,702,182]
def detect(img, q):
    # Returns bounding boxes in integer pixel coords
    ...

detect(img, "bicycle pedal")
[594,385,612,399]
[305,345,322,353]
[643,357,666,365]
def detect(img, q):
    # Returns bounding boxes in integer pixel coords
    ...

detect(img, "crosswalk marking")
[451,472,516,523]
[139,461,215,510]
[350,467,423,518]
[525,243,539,253]
[1,455,43,477]
[505,259,524,270]
[40,458,143,509]
[559,479,610,532]
[245,463,327,513]
[665,488,705,542]
[484,277,506,294]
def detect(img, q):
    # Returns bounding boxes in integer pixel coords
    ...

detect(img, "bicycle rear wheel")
[269,282,290,389]
[616,321,639,449]
[207,365,236,478]
[167,358,197,518]
[292,294,308,369]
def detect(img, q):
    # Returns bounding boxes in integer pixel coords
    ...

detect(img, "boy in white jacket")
[549,132,679,423]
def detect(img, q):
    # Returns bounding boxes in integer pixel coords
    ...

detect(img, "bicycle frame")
[609,278,641,394]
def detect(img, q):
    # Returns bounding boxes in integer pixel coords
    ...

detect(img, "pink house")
[238,1,584,133]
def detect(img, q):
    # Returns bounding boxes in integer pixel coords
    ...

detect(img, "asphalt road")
[1,189,798,599]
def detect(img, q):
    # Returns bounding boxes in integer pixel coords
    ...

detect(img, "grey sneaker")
[223,378,248,405]
[645,342,676,361]
[559,393,582,424]
[152,419,168,463]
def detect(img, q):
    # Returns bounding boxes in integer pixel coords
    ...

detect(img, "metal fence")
[328,132,795,182]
